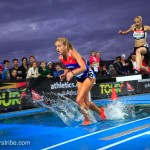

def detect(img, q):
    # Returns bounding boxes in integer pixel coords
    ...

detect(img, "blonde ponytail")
[134,16,142,21]
[55,37,74,50]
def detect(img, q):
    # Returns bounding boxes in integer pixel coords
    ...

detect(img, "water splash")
[33,92,136,125]
[34,92,97,126]
[105,101,135,120]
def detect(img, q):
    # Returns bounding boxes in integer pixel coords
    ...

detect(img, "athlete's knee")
[76,97,82,104]
[136,49,141,54]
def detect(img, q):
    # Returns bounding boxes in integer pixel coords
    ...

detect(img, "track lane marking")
[41,116,150,150]
[97,130,150,150]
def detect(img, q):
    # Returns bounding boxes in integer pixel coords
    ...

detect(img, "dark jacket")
[38,67,50,78]
[18,65,28,79]
[113,61,123,75]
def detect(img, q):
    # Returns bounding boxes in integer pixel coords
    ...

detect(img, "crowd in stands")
[89,50,150,77]
[0,51,150,81]
[0,56,64,81]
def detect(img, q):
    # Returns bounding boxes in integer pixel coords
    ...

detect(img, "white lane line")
[41,116,150,150]
[97,130,150,150]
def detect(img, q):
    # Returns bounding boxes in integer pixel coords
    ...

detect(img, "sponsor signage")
[0,76,150,113]
[0,91,20,107]
[91,81,136,99]
[137,79,150,93]
[0,79,77,112]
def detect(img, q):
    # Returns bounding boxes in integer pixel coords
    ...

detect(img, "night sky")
[0,0,150,63]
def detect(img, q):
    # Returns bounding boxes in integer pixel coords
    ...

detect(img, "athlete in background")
[55,37,106,125]
[119,16,150,73]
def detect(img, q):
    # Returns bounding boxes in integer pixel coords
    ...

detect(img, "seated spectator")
[29,55,36,68]
[3,60,10,80]
[10,69,21,80]
[26,62,40,79]
[113,56,124,75]
[11,58,19,72]
[108,64,117,77]
[128,53,137,74]
[18,57,29,79]
[101,65,110,77]
[120,54,129,75]
[38,61,53,78]
[53,63,64,78]
[47,62,55,77]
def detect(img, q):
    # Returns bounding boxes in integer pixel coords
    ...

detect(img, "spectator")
[113,56,124,75]
[108,64,117,77]
[29,55,36,68]
[53,63,64,78]
[26,62,39,79]
[38,61,52,78]
[0,63,4,80]
[128,53,137,74]
[18,57,28,79]
[89,50,99,75]
[11,59,19,75]
[10,69,20,80]
[95,52,102,75]
[120,54,129,75]
[47,62,55,77]
[3,60,10,80]
[101,65,110,76]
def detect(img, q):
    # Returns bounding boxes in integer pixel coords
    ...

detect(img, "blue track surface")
[41,116,150,150]
[0,93,150,150]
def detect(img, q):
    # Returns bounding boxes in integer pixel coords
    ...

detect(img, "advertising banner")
[137,79,150,93]
[0,77,150,113]
[0,79,77,113]
[0,81,27,112]
[91,81,137,99]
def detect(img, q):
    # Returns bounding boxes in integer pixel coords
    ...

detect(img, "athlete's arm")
[144,25,150,31]
[118,27,132,35]
[70,50,87,76]
[58,55,69,81]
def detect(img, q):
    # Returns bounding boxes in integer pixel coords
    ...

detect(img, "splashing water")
[34,92,97,126]
[32,92,135,125]
[105,101,135,120]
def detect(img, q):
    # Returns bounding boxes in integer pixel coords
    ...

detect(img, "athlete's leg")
[77,81,90,122]
[77,78,106,121]
[140,55,149,73]
[136,47,147,70]
[83,90,106,119]
[84,95,101,113]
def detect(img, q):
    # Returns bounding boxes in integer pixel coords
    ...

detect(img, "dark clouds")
[0,0,150,63]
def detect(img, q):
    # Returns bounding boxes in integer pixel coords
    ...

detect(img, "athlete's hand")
[118,30,123,34]
[59,74,66,81]
[66,72,74,81]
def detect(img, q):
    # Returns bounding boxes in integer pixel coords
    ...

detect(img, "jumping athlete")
[55,37,106,125]
[119,16,150,73]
